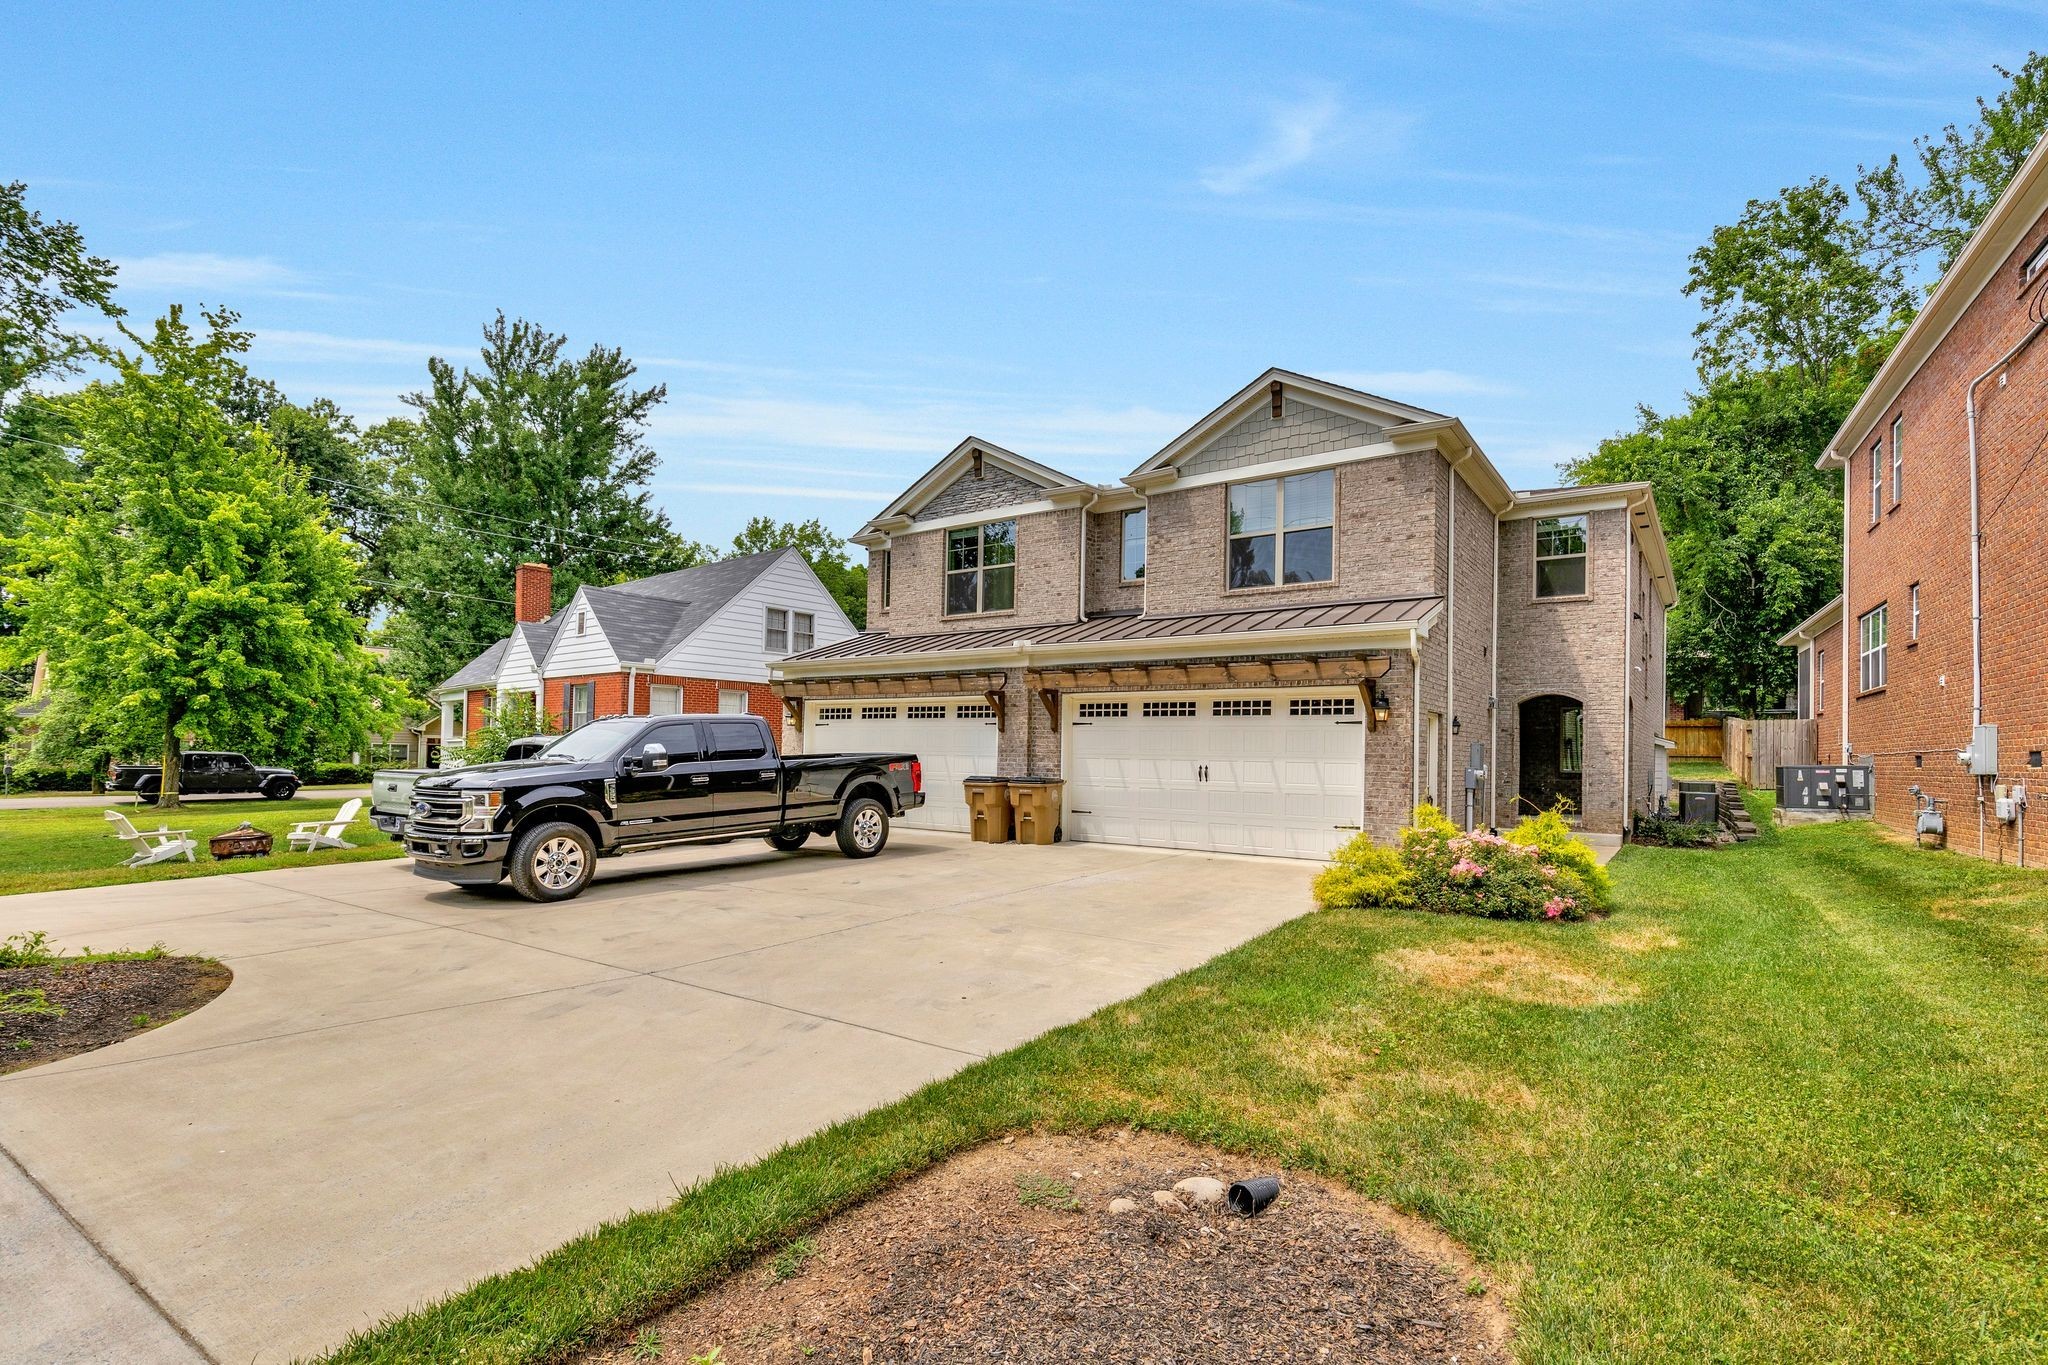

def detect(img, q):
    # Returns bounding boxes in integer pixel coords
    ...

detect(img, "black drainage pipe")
[1228,1176,1280,1216]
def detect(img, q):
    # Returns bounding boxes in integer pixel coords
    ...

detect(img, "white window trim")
[1533,514,1590,600]
[793,611,815,654]
[1909,582,1920,640]
[1859,604,1888,693]
[1226,470,1335,590]
[877,549,891,609]
[944,519,1018,617]
[1870,441,1882,525]
[1816,647,1825,715]
[1890,416,1903,505]
[1120,507,1147,582]
[764,606,790,654]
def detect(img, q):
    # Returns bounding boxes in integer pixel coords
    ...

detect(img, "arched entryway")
[1518,694,1584,819]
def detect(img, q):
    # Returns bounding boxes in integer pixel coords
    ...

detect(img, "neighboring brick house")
[432,549,855,755]
[773,369,1673,855]
[1789,133,2048,862]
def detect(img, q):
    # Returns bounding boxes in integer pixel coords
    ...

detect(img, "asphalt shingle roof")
[440,637,510,690]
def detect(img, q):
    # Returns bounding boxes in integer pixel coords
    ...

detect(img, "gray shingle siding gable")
[917,465,1048,518]
[1178,397,1385,477]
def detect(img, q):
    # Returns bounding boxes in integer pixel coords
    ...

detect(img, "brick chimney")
[514,562,553,624]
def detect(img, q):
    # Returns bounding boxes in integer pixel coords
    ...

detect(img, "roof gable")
[1129,369,1447,481]
[438,636,509,693]
[867,438,1089,528]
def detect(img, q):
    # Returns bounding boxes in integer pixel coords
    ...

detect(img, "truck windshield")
[535,719,641,763]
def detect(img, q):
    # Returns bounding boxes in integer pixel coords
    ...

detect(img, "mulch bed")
[587,1130,1512,1364]
[0,957,231,1074]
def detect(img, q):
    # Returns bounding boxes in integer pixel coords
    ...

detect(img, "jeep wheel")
[765,826,810,852]
[263,777,298,800]
[835,796,890,859]
[508,820,597,902]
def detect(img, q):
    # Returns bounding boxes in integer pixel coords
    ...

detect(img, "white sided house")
[434,550,856,750]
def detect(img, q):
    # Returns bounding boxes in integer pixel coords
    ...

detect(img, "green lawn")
[0,796,400,896]
[321,807,2048,1364]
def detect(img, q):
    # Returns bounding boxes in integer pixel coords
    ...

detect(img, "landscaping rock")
[1107,1197,1139,1215]
[1151,1189,1184,1210]
[1173,1176,1229,1206]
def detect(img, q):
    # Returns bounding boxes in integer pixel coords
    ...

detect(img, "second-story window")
[1120,507,1147,581]
[1816,648,1825,714]
[1891,415,1903,505]
[764,607,790,653]
[1909,582,1920,639]
[1870,440,1882,524]
[876,549,891,609]
[1859,604,1888,692]
[1228,468,1334,589]
[946,519,1016,615]
[793,611,815,653]
[1534,515,1589,597]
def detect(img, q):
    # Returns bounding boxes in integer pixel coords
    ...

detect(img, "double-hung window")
[764,607,790,653]
[1227,468,1334,589]
[1534,515,1589,597]
[1909,582,1920,640]
[876,549,891,609]
[1870,441,1882,524]
[793,611,815,653]
[1859,604,1888,693]
[1120,507,1147,581]
[1816,649,1825,714]
[945,519,1016,615]
[565,682,595,731]
[1890,416,1903,505]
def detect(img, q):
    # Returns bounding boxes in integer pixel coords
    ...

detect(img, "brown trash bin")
[1006,777,1064,846]
[964,776,1012,843]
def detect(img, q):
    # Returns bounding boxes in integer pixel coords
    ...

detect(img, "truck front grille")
[410,793,466,829]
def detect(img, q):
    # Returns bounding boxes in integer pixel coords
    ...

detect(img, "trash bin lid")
[964,775,1008,783]
[1005,775,1060,784]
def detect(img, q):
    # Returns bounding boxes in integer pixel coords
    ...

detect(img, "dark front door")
[702,719,782,826]
[1518,695,1585,820]
[614,721,705,837]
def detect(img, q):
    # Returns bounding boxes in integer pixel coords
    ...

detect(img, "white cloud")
[661,481,892,502]
[113,252,311,294]
[248,330,454,364]
[647,392,1180,462]
[1200,90,1354,196]
[1326,368,1518,398]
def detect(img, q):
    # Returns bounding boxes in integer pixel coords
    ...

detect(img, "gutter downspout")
[1622,507,1633,826]
[1410,641,1422,817]
[1446,459,1456,823]
[1491,504,1501,829]
[1840,468,1850,765]
[1966,319,2047,731]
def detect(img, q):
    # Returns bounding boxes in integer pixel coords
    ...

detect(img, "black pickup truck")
[401,713,924,901]
[110,752,300,803]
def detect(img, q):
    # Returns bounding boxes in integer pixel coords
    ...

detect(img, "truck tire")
[263,777,298,800]
[507,820,596,902]
[765,826,810,852]
[835,796,890,859]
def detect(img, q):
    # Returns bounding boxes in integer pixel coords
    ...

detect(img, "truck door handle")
[757,771,775,780]
[690,774,710,784]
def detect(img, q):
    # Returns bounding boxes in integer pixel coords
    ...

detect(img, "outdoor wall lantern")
[1370,687,1394,727]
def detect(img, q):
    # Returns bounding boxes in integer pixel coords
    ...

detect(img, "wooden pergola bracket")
[1036,687,1060,731]
[983,689,1007,733]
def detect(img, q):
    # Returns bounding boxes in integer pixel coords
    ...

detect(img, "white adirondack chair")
[104,809,197,867]
[287,797,361,853]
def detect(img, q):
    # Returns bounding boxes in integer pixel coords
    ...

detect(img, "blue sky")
[8,2,2039,546]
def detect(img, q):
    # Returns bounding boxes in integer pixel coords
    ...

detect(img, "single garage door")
[805,698,999,832]
[1065,690,1365,858]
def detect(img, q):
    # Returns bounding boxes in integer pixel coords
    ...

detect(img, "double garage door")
[804,698,998,832]
[1065,690,1364,859]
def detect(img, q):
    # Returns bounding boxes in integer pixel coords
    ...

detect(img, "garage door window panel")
[946,520,1016,616]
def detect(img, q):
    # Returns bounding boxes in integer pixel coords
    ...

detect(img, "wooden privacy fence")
[1667,719,1724,761]
[1722,717,1816,788]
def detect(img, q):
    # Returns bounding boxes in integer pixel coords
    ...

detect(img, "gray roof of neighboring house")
[435,550,793,691]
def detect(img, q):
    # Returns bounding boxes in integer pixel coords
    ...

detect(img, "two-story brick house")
[433,549,856,751]
[773,369,1672,856]
[1788,132,2048,862]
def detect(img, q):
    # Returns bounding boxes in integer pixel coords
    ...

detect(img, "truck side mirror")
[639,742,669,771]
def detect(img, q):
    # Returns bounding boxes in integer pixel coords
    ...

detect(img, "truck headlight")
[460,790,504,831]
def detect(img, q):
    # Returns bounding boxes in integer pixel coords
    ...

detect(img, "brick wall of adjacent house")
[868,507,1082,635]
[1628,536,1668,816]
[465,689,489,734]
[1085,509,1144,615]
[1493,508,1631,832]
[1841,203,2048,861]
[1448,471,1498,826]
[1813,620,1844,763]
[540,673,783,745]
[1139,451,1441,617]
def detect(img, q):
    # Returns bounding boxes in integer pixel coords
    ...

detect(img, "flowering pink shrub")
[1314,804,1610,922]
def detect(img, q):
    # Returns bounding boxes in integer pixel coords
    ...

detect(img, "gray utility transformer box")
[1777,765,1874,814]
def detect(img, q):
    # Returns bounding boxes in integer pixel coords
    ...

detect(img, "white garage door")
[1065,690,1365,858]
[805,698,999,832]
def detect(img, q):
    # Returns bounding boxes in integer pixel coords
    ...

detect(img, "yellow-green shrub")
[1312,831,1412,909]
[1506,805,1614,915]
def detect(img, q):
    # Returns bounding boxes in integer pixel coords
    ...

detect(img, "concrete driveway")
[0,829,1313,1363]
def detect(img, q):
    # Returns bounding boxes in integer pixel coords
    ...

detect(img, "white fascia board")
[1776,594,1844,647]
[1128,419,1516,516]
[900,499,1064,535]
[872,437,1087,523]
[773,620,1427,679]
[535,586,623,676]
[1128,368,1447,480]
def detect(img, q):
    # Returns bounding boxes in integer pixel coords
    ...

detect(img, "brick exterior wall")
[1139,451,1441,616]
[1179,395,1384,477]
[1085,509,1145,615]
[1494,508,1632,832]
[541,673,783,746]
[1448,470,1498,826]
[465,689,489,735]
[867,507,1082,634]
[1813,621,1844,762]
[1837,202,2048,861]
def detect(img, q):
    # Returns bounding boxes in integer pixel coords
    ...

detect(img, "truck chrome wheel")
[850,805,884,851]
[532,836,586,890]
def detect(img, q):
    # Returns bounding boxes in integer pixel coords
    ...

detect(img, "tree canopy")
[0,180,120,406]
[380,314,715,691]
[0,308,402,805]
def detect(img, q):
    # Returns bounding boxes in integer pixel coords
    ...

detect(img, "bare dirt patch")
[1382,941,1638,1007]
[584,1130,1511,1364]
[0,957,230,1073]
